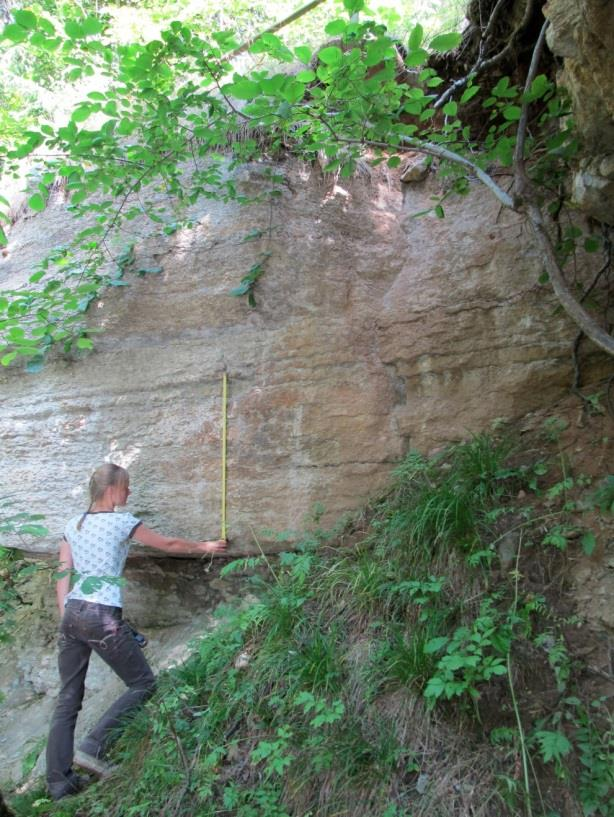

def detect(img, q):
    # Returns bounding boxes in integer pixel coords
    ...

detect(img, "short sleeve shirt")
[64,511,142,608]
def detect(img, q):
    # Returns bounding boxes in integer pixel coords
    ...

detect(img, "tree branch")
[526,203,614,354]
[226,0,328,59]
[339,136,515,209]
[513,21,614,356]
[435,0,536,110]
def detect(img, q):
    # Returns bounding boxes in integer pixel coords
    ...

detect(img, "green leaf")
[2,23,29,43]
[492,76,516,98]
[295,70,316,83]
[580,531,596,556]
[460,85,480,104]
[14,9,37,30]
[72,105,94,123]
[318,46,343,65]
[406,48,429,67]
[430,32,462,52]
[282,82,305,104]
[424,636,448,654]
[294,46,311,64]
[443,100,457,117]
[28,193,46,212]
[524,73,550,102]
[82,16,104,36]
[17,523,48,536]
[38,16,55,35]
[343,0,365,12]
[80,576,103,595]
[1,352,17,366]
[584,236,600,253]
[424,676,446,698]
[76,337,93,350]
[502,105,522,121]
[64,20,84,39]
[325,19,347,36]
[534,730,572,763]
[230,79,261,100]
[0,226,7,247]
[408,23,424,51]
[434,204,445,218]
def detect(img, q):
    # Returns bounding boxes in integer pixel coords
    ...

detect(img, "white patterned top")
[64,511,142,608]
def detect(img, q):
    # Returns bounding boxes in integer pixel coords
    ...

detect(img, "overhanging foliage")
[0,0,612,367]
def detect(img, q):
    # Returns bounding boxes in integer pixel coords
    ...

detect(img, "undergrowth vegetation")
[12,430,614,817]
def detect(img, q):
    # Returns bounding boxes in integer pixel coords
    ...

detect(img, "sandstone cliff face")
[1,162,606,554]
[544,0,614,225]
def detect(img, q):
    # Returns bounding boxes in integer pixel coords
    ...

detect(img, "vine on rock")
[0,0,612,367]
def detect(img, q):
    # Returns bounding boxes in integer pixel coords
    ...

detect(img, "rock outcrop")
[544,0,614,225]
[1,162,608,554]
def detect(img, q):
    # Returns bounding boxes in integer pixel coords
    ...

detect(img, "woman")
[46,463,226,801]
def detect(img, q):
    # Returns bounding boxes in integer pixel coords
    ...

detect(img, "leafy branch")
[0,0,611,368]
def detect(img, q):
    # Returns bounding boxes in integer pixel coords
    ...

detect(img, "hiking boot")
[73,749,117,779]
[50,771,91,801]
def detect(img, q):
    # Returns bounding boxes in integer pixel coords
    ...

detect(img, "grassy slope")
[10,413,614,817]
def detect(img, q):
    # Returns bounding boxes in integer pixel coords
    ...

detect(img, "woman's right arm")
[132,525,227,556]
[56,538,73,617]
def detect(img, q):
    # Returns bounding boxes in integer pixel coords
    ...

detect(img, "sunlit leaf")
[2,23,29,42]
[325,19,347,36]
[408,23,423,51]
[229,79,261,100]
[318,46,343,65]
[294,46,311,64]
[406,48,429,67]
[13,9,37,30]
[28,193,46,212]
[430,32,462,52]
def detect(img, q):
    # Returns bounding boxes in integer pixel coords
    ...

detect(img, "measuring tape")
[220,370,228,541]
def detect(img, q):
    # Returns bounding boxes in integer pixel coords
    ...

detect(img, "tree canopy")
[0,0,612,370]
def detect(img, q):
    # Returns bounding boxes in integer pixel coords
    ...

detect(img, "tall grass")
[16,433,613,817]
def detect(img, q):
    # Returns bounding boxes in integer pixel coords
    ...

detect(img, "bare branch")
[514,20,549,190]
[435,0,537,110]
[340,136,516,209]
[511,20,614,355]
[226,0,328,59]
[526,202,614,355]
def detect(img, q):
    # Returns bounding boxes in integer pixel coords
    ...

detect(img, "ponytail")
[76,463,129,530]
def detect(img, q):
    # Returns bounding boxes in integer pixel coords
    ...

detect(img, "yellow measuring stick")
[221,370,228,540]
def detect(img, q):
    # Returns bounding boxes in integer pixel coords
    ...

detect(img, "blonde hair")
[76,463,129,530]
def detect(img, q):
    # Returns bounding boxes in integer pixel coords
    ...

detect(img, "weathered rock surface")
[544,0,614,224]
[0,162,609,555]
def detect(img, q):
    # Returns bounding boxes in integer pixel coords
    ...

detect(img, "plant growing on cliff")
[0,0,612,367]
[0,501,48,643]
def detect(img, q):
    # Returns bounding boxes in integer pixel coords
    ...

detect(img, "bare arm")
[132,525,227,556]
[56,538,73,617]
